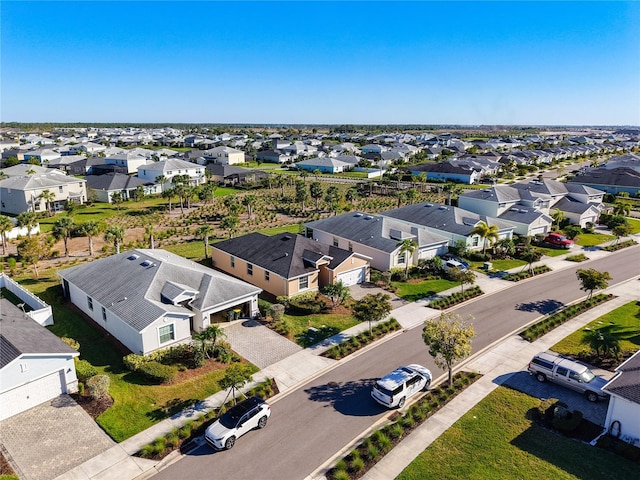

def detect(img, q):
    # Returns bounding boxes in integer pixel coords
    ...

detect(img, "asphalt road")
[154,245,639,480]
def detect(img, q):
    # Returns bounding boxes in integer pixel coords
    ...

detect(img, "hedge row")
[565,253,589,262]
[322,319,402,360]
[327,372,481,480]
[427,286,483,310]
[519,293,614,342]
[602,239,637,252]
[503,265,551,281]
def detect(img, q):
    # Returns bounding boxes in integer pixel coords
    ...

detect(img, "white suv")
[205,396,271,450]
[371,364,432,408]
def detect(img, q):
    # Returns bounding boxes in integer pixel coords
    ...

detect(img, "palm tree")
[324,185,340,215]
[274,174,287,197]
[612,202,630,217]
[193,324,226,359]
[155,174,168,192]
[551,208,565,230]
[162,187,175,212]
[443,184,463,206]
[196,224,213,259]
[242,194,257,219]
[310,181,323,211]
[16,212,38,237]
[145,224,155,249]
[220,216,239,239]
[0,215,13,256]
[52,216,76,257]
[397,238,418,278]
[470,221,500,257]
[79,220,102,256]
[104,225,125,254]
[39,189,56,216]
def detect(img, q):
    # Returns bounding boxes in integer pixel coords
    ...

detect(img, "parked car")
[543,232,574,249]
[205,396,271,450]
[371,364,432,408]
[527,351,609,402]
[442,259,469,272]
[441,254,470,269]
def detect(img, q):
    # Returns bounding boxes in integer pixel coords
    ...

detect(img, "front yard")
[391,278,459,301]
[398,386,638,480]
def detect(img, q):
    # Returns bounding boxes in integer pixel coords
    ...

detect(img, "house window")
[264,271,270,281]
[230,256,235,268]
[348,242,353,252]
[247,263,253,276]
[333,237,339,247]
[398,252,406,264]
[299,276,309,290]
[101,306,107,321]
[472,236,479,247]
[159,324,175,344]
[87,296,94,311]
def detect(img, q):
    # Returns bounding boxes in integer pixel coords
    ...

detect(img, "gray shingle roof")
[58,249,261,332]
[0,299,78,368]
[212,233,354,279]
[603,351,640,404]
[85,173,152,190]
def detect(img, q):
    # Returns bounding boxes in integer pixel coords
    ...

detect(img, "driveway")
[0,395,114,480]
[349,282,407,306]
[503,370,612,426]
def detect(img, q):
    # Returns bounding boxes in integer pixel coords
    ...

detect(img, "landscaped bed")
[503,265,551,281]
[396,386,639,480]
[427,286,483,309]
[322,318,402,360]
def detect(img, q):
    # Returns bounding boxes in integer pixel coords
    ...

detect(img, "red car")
[543,232,574,249]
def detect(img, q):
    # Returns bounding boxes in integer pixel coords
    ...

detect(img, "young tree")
[470,221,499,258]
[321,281,351,308]
[324,185,341,215]
[611,223,633,244]
[39,189,56,216]
[79,220,102,256]
[352,292,392,333]
[132,185,146,203]
[562,225,582,241]
[104,225,125,254]
[576,268,611,299]
[397,238,417,279]
[582,329,621,360]
[447,268,476,294]
[196,224,213,259]
[219,363,254,405]
[242,194,257,219]
[17,235,49,277]
[612,202,631,217]
[0,215,13,256]
[295,179,308,212]
[198,183,217,205]
[193,324,226,359]
[110,191,124,210]
[220,216,239,238]
[443,184,463,206]
[551,208,566,230]
[520,248,543,274]
[310,181,323,211]
[52,216,76,257]
[422,312,475,384]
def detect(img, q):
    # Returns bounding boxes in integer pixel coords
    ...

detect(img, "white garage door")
[337,267,366,287]
[0,370,65,421]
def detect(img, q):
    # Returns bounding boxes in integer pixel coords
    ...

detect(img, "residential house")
[85,173,160,203]
[205,164,269,186]
[137,158,205,187]
[70,142,106,155]
[602,350,640,444]
[296,157,352,174]
[256,149,290,164]
[0,274,77,421]
[0,168,87,215]
[304,212,449,272]
[202,146,245,166]
[569,167,640,196]
[58,249,262,356]
[211,233,371,298]
[104,152,149,175]
[382,203,514,252]
[21,148,62,165]
[408,161,482,184]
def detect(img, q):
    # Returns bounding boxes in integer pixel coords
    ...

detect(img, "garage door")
[337,267,366,286]
[0,370,65,421]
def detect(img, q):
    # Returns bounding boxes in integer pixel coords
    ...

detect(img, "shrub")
[269,304,285,322]
[61,337,80,350]
[74,358,98,381]
[123,353,148,372]
[138,361,178,384]
[552,409,583,432]
[365,443,379,461]
[332,470,350,480]
[212,341,234,363]
[86,374,110,400]
[350,456,365,473]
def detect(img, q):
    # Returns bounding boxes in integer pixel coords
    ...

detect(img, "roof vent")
[140,260,152,267]
[127,254,139,261]
[425,203,433,207]
[438,206,447,210]
[354,212,363,217]
[364,215,373,220]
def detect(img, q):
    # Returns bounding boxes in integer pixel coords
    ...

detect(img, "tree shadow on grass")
[400,290,437,302]
[515,299,564,314]
[147,397,199,422]
[304,378,386,417]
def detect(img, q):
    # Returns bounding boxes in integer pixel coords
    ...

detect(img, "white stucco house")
[203,146,245,165]
[58,249,262,356]
[137,158,205,187]
[0,275,77,421]
[602,351,640,445]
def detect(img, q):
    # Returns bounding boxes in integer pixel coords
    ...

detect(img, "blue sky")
[2,1,639,125]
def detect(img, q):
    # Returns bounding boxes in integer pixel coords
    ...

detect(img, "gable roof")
[0,299,78,368]
[305,212,448,252]
[212,233,354,279]
[0,169,85,191]
[570,167,640,188]
[85,173,153,191]
[58,249,261,332]
[603,350,640,404]
[139,158,199,173]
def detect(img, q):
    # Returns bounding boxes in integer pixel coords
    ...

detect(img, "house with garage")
[408,161,482,184]
[295,157,352,174]
[137,158,205,187]
[602,350,640,444]
[85,172,160,203]
[381,203,514,252]
[211,233,370,298]
[58,249,262,356]
[0,168,87,215]
[202,146,246,165]
[569,167,640,196]
[104,151,150,174]
[205,164,269,186]
[304,212,449,272]
[0,275,77,421]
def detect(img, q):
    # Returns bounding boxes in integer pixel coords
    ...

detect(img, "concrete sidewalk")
[52,238,637,480]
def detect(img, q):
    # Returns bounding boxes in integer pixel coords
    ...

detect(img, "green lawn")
[626,217,640,234]
[398,386,638,480]
[552,301,640,356]
[391,278,459,301]
[536,246,571,257]
[16,270,255,442]
[574,233,616,247]
[284,312,359,345]
[470,258,526,272]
